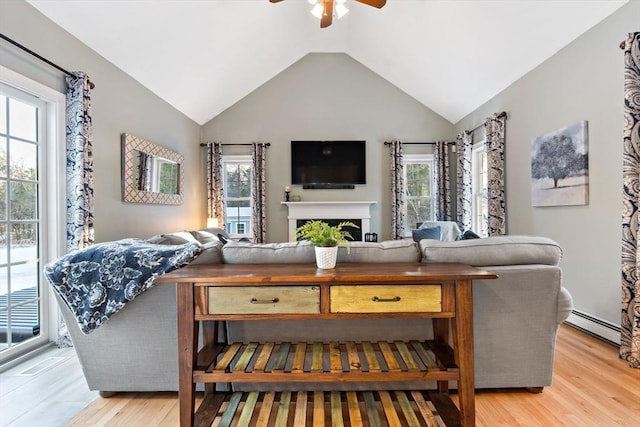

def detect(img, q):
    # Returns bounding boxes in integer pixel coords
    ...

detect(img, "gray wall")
[5,0,633,331]
[0,0,204,243]
[455,1,640,328]
[201,53,453,242]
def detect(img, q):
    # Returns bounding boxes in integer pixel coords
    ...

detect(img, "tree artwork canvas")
[531,120,589,207]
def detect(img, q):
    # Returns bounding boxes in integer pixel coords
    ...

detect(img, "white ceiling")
[28,0,628,126]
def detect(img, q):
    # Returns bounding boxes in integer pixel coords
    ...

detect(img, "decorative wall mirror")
[121,133,184,205]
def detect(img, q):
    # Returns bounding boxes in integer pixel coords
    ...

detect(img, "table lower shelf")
[197,389,461,427]
[198,339,459,383]
[193,340,463,425]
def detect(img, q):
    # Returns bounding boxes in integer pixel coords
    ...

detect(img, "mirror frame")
[121,133,184,205]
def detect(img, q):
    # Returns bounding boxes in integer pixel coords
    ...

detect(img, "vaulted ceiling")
[27,0,627,125]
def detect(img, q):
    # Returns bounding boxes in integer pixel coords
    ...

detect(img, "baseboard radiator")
[565,309,621,345]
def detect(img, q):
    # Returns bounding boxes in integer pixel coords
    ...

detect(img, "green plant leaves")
[294,220,359,248]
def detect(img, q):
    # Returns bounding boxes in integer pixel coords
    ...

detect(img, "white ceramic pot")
[315,246,338,269]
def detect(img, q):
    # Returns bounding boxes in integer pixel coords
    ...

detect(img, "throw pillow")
[412,226,441,242]
[146,231,199,245]
[190,230,219,244]
[461,230,481,240]
[204,227,230,239]
[418,221,461,241]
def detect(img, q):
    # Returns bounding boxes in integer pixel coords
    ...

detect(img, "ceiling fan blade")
[354,0,386,8]
[320,0,334,28]
[269,0,285,3]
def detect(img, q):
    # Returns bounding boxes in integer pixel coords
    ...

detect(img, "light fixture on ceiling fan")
[310,0,349,22]
[269,0,386,28]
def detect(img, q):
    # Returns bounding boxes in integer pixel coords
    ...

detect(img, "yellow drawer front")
[330,285,442,313]
[208,286,320,314]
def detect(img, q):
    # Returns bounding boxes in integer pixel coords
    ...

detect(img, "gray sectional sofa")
[54,231,572,395]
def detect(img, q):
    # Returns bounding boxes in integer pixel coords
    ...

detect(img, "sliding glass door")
[0,82,47,359]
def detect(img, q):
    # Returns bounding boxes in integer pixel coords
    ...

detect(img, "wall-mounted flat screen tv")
[291,141,366,189]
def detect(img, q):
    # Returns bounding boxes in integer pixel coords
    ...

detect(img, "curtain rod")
[468,111,507,133]
[385,112,508,144]
[0,32,95,89]
[200,142,271,147]
[384,141,454,146]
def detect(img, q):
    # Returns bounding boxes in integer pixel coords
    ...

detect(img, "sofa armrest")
[558,286,573,324]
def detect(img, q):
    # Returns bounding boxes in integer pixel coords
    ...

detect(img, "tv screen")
[291,141,366,189]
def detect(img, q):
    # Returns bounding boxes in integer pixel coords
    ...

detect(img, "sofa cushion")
[420,235,562,266]
[412,226,441,243]
[338,240,421,263]
[222,240,316,264]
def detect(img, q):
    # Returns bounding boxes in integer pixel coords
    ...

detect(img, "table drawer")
[208,286,320,314]
[330,285,442,313]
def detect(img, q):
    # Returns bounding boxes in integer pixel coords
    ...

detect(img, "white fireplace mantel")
[282,201,376,241]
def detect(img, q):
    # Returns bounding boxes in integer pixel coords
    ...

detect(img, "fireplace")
[282,201,376,241]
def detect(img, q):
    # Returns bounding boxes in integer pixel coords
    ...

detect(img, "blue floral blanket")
[44,239,201,334]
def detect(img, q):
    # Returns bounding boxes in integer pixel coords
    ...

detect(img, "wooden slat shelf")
[196,390,461,427]
[156,263,498,426]
[194,340,459,384]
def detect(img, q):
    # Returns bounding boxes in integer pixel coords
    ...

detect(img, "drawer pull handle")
[371,296,401,302]
[250,297,280,304]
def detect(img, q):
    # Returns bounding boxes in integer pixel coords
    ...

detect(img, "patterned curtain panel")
[484,113,507,236]
[456,131,473,231]
[206,143,225,226]
[63,71,94,348]
[389,141,404,240]
[621,32,640,368]
[252,143,268,243]
[65,72,94,252]
[433,141,452,221]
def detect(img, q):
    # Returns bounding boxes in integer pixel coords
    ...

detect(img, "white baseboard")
[565,310,620,345]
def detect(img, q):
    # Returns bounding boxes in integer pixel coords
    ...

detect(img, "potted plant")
[295,220,359,269]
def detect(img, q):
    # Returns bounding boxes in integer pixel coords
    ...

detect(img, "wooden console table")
[156,263,497,427]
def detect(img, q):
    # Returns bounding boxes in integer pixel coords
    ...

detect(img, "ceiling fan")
[269,0,387,28]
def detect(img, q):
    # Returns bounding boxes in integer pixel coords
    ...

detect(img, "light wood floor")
[2,324,640,426]
[0,346,98,427]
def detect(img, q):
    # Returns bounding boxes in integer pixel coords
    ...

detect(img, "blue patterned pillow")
[412,226,441,242]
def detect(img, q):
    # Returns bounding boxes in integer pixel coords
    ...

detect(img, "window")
[236,223,245,235]
[403,154,434,236]
[0,66,65,364]
[472,141,488,237]
[222,155,252,239]
[151,156,179,194]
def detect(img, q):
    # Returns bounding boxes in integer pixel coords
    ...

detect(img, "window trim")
[402,153,434,237]
[0,65,66,362]
[221,155,252,239]
[471,140,488,237]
